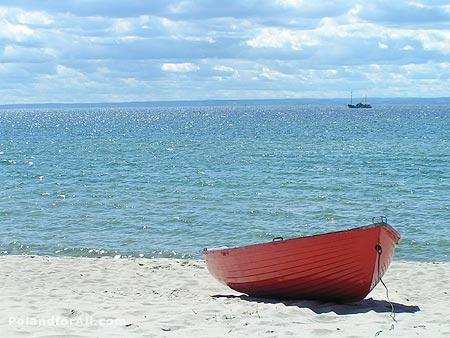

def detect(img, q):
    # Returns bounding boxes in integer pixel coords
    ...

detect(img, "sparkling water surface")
[0,104,449,261]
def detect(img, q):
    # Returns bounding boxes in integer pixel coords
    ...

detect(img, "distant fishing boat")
[203,219,400,302]
[348,92,372,108]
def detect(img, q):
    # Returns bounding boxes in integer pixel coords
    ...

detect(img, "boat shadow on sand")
[211,295,420,315]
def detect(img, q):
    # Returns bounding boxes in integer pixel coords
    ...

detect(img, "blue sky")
[0,0,449,103]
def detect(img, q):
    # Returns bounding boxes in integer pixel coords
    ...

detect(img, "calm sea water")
[0,104,449,261]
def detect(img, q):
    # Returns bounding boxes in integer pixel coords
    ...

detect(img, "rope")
[376,244,397,323]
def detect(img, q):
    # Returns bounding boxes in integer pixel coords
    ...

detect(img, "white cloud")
[214,65,234,72]
[259,66,291,80]
[213,65,240,78]
[416,30,450,53]
[161,63,200,72]
[1,1,450,103]
[55,65,88,81]
[0,19,34,42]
[111,18,132,33]
[16,10,53,25]
[246,28,320,50]
[276,0,303,8]
[246,14,450,55]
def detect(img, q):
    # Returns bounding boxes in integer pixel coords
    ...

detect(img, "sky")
[0,0,449,103]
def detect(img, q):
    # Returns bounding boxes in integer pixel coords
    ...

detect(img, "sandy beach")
[0,256,448,337]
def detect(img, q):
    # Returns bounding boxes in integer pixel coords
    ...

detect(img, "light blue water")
[0,104,449,261]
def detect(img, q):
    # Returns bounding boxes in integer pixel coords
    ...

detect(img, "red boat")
[203,220,400,302]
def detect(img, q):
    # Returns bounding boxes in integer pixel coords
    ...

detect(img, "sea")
[0,103,449,262]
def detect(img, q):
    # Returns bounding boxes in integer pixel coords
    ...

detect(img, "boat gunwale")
[203,223,400,255]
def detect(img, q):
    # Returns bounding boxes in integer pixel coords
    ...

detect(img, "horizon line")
[1,96,450,108]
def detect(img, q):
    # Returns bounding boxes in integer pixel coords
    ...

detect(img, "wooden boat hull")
[203,223,400,302]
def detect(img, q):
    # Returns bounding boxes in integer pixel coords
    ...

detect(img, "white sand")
[0,256,448,338]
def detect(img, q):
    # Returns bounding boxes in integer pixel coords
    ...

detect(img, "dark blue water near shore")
[0,104,449,261]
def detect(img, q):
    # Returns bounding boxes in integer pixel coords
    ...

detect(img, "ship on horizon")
[348,92,372,108]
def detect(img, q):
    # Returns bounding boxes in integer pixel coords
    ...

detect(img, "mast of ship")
[350,91,353,105]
